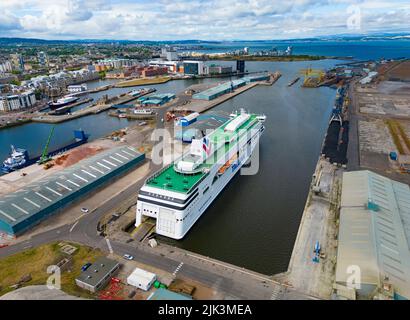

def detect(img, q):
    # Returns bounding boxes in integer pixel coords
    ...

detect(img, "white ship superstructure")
[135,109,265,239]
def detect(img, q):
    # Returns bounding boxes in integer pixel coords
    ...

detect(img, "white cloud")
[0,0,409,40]
[0,10,21,31]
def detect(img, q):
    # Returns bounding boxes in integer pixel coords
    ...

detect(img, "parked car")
[81,262,92,272]
[81,207,89,213]
[123,254,134,260]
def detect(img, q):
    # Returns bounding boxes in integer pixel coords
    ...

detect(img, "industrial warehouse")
[335,170,410,300]
[192,74,270,101]
[137,93,176,106]
[0,146,145,235]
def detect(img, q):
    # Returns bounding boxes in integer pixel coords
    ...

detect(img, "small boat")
[128,89,143,97]
[288,77,300,87]
[2,146,28,173]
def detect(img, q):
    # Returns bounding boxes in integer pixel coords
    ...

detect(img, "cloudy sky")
[0,0,409,40]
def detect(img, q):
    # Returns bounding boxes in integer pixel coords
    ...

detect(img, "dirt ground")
[386,60,410,82]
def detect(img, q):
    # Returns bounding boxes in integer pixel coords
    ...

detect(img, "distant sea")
[195,40,410,61]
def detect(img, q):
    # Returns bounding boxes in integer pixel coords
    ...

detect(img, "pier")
[31,89,155,124]
[170,72,281,114]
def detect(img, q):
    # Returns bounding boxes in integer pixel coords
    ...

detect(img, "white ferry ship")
[135,109,265,239]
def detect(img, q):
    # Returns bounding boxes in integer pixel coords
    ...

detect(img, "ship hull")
[49,98,79,110]
[136,122,264,239]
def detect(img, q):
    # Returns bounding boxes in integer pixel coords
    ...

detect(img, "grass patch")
[0,242,104,299]
[116,76,171,87]
[386,119,405,155]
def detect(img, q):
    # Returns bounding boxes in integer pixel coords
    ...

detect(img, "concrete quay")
[32,103,113,123]
[277,157,342,299]
[171,76,280,115]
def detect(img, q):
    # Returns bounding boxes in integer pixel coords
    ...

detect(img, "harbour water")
[197,40,410,60]
[1,59,339,274]
[165,60,340,275]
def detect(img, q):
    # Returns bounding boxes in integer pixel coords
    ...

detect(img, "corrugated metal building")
[192,79,247,101]
[336,170,410,299]
[0,146,145,236]
[137,93,175,106]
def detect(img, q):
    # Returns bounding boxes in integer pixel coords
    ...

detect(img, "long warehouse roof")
[336,170,410,299]
[0,146,142,228]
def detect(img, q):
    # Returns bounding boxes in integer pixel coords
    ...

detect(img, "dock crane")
[299,66,325,88]
[38,125,55,165]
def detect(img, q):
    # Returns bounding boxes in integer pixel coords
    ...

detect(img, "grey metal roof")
[0,146,142,228]
[76,257,119,287]
[337,170,410,298]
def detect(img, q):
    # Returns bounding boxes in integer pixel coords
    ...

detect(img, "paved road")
[0,158,302,300]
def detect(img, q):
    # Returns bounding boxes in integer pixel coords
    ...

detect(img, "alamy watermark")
[46,265,61,290]
[149,127,262,176]
[346,265,361,290]
[346,5,362,30]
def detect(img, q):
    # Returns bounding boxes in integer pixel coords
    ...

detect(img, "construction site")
[350,60,410,183]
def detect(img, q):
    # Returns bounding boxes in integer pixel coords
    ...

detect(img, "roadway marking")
[70,221,79,233]
[185,252,280,284]
[172,262,184,276]
[24,197,41,208]
[270,286,282,300]
[106,238,113,254]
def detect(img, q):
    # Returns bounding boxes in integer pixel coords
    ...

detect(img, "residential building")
[0,60,13,73]
[141,66,168,77]
[10,53,24,71]
[37,51,49,67]
[149,60,180,73]
[0,90,37,112]
[23,69,99,93]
